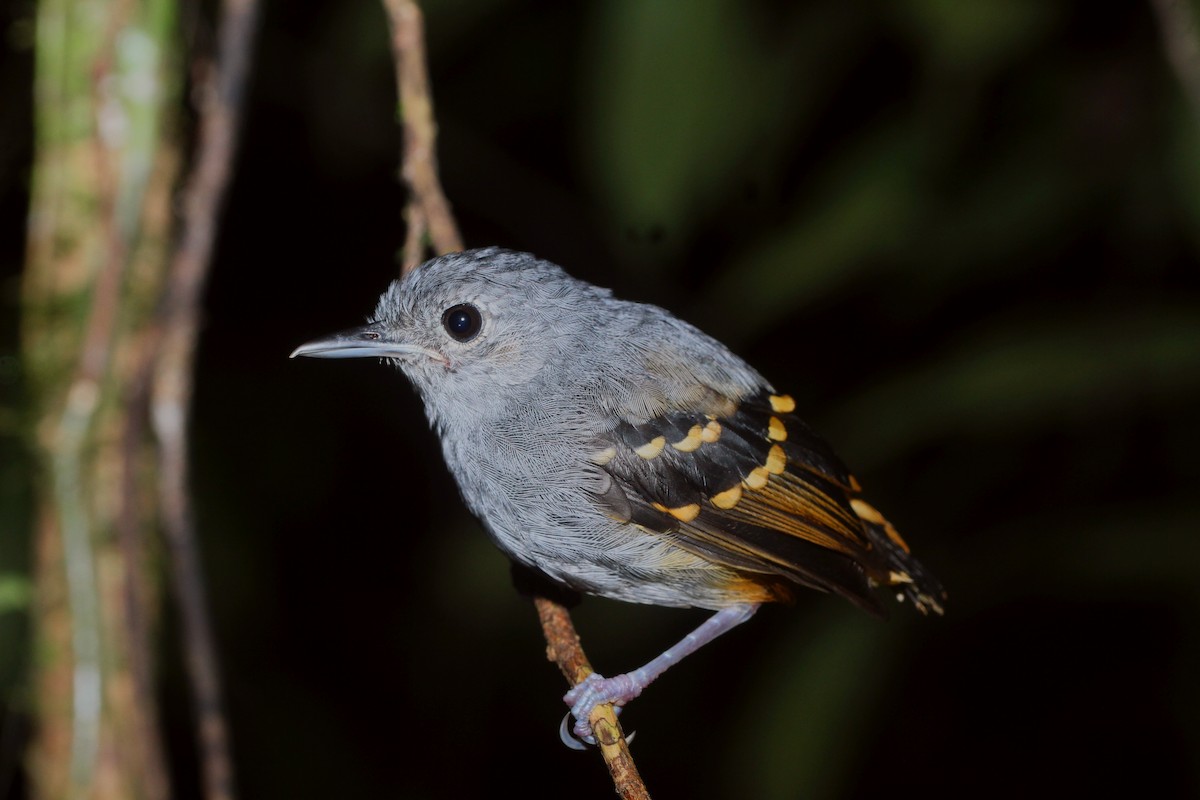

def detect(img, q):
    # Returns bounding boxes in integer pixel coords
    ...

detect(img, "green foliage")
[895,0,1061,72]
[582,0,827,250]
[0,575,31,615]
[829,306,1200,464]
[731,610,887,800]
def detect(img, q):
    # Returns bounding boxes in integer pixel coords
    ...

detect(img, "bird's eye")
[441,304,482,342]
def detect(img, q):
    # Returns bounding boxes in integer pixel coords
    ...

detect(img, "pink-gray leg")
[562,603,759,744]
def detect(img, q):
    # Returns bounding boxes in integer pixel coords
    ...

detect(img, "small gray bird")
[292,247,945,744]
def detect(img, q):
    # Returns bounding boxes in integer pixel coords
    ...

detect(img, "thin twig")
[402,201,428,272]
[382,0,463,273]
[534,598,652,800]
[118,368,170,800]
[150,0,262,799]
[379,3,650,795]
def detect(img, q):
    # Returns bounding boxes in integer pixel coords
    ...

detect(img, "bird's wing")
[589,388,945,616]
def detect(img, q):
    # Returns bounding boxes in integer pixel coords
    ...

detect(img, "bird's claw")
[561,673,638,747]
[565,672,611,741]
[559,712,592,749]
[559,709,635,750]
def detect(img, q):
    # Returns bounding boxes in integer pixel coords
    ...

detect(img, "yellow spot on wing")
[767,417,787,441]
[711,484,743,509]
[765,444,787,475]
[769,394,795,413]
[849,498,884,525]
[652,500,700,522]
[850,497,913,554]
[666,503,701,522]
[743,467,770,490]
[592,446,617,466]
[701,419,722,443]
[671,425,703,452]
[635,436,666,459]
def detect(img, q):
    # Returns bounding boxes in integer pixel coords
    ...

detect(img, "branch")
[47,3,144,788]
[379,3,650,796]
[25,0,178,792]
[382,0,464,273]
[150,0,262,799]
[118,366,170,800]
[534,598,651,800]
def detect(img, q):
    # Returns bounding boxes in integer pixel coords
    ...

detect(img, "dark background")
[3,0,1199,798]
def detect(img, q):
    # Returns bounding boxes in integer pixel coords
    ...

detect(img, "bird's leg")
[563,603,759,743]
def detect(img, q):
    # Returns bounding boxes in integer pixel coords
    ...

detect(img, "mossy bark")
[22,0,177,797]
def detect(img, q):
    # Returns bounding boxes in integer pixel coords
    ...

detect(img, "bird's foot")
[562,671,644,744]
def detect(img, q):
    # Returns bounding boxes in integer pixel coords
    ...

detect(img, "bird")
[291,247,945,745]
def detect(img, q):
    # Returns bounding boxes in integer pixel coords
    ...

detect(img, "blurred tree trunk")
[22,0,177,797]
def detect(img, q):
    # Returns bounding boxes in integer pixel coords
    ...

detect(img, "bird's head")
[291,248,611,412]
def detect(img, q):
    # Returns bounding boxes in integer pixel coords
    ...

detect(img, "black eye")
[442,304,482,342]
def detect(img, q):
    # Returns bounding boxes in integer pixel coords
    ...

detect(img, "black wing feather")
[591,388,946,616]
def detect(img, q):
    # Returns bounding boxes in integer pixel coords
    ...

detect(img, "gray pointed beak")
[290,323,434,360]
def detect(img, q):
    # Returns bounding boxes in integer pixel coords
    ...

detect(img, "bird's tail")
[850,496,947,616]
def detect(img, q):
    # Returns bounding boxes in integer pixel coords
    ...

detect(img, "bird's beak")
[290,322,433,360]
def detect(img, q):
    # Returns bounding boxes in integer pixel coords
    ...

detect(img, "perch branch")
[382,0,464,273]
[535,598,651,800]
[379,3,650,796]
